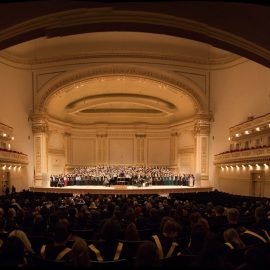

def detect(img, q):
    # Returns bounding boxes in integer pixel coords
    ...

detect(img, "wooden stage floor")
[29,185,213,195]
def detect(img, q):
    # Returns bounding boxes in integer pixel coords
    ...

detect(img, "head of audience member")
[135,241,160,267]
[0,236,26,267]
[189,212,203,227]
[214,205,225,216]
[223,228,245,249]
[0,208,4,219]
[101,218,121,242]
[54,218,70,245]
[160,216,175,232]
[148,207,159,224]
[9,229,33,254]
[192,233,234,270]
[227,208,239,224]
[189,218,210,254]
[254,205,267,223]
[125,207,136,224]
[32,214,47,234]
[70,237,91,267]
[162,219,181,239]
[125,222,140,241]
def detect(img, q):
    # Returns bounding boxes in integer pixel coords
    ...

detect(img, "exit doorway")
[0,171,10,195]
[250,171,265,197]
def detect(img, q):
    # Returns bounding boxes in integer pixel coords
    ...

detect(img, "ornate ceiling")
[1,1,266,126]
[2,32,237,126]
[45,75,196,125]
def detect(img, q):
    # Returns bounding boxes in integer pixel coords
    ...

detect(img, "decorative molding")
[135,134,146,138]
[178,147,194,154]
[38,64,207,113]
[0,150,28,164]
[34,136,41,173]
[0,49,243,68]
[229,112,270,140]
[194,113,210,135]
[48,148,65,155]
[0,122,13,137]
[214,146,270,165]
[0,8,268,65]
[31,113,48,133]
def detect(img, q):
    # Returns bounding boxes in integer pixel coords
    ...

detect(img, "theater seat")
[90,258,128,269]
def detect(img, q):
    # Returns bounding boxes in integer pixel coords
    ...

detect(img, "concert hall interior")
[0,0,269,197]
[1,1,270,269]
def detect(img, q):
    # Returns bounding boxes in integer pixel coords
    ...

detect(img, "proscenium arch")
[0,5,269,68]
[37,64,208,116]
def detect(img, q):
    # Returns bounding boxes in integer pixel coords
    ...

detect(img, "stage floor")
[29,185,213,195]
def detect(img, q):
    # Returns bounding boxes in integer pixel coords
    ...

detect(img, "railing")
[0,148,28,164]
[214,146,270,164]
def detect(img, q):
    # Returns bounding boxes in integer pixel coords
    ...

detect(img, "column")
[96,131,108,165]
[170,130,178,167]
[64,132,72,171]
[194,114,210,187]
[135,133,146,166]
[31,113,48,187]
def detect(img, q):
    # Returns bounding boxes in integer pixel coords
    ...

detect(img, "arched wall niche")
[36,63,208,116]
[31,63,211,187]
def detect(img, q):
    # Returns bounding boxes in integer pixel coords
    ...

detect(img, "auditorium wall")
[47,125,188,171]
[209,60,270,196]
[0,61,34,190]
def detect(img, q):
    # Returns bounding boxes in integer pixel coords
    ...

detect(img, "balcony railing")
[214,145,270,165]
[0,148,28,164]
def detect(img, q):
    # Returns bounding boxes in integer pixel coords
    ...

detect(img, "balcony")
[214,145,270,165]
[0,148,28,165]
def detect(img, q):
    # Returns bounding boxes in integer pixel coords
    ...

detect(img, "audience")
[0,189,269,268]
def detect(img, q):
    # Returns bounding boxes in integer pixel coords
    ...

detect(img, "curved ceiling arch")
[37,64,207,125]
[0,4,269,67]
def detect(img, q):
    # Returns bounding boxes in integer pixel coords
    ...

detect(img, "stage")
[29,185,213,195]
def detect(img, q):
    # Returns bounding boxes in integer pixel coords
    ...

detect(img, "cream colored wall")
[147,138,170,166]
[109,138,134,165]
[209,60,270,195]
[72,138,96,166]
[46,123,197,173]
[0,61,34,190]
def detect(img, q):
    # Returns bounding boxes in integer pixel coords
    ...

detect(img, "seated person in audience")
[251,205,270,234]
[150,219,182,259]
[40,218,72,261]
[9,229,34,255]
[223,228,246,250]
[190,233,234,270]
[69,237,91,267]
[218,208,245,240]
[135,240,161,267]
[124,222,140,241]
[208,205,227,233]
[240,225,270,246]
[238,245,270,270]
[182,217,210,255]
[88,218,127,261]
[0,236,28,267]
